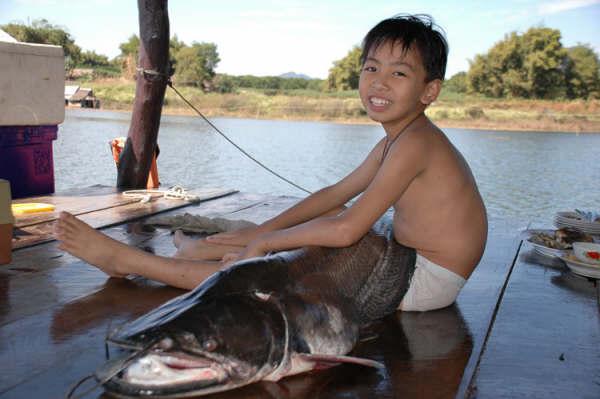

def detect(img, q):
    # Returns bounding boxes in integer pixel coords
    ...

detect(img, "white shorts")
[399,254,466,312]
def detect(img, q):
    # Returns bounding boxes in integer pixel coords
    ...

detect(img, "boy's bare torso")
[379,120,487,279]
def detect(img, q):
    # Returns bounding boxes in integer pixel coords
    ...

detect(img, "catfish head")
[98,293,287,398]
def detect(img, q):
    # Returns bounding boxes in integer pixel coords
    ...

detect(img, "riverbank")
[80,78,600,133]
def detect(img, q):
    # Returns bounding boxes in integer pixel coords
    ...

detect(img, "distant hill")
[279,72,313,80]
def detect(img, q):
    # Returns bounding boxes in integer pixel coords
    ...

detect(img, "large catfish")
[95,224,415,398]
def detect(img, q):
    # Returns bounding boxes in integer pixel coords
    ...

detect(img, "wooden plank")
[11,186,237,249]
[466,240,600,398]
[12,185,137,228]
[454,217,523,398]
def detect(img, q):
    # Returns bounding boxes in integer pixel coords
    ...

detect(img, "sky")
[1,0,599,79]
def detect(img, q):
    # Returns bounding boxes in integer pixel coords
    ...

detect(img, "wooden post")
[117,0,169,189]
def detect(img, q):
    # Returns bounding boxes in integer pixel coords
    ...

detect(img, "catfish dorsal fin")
[297,353,384,370]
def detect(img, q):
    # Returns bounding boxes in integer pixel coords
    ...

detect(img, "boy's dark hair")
[361,14,448,82]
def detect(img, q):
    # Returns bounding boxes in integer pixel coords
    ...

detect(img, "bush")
[431,109,449,119]
[465,106,485,119]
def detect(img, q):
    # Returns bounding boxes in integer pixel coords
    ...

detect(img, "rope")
[166,80,313,195]
[122,185,200,203]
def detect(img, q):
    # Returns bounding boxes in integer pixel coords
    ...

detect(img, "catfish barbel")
[94,225,415,398]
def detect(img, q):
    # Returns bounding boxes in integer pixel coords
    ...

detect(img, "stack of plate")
[554,211,600,235]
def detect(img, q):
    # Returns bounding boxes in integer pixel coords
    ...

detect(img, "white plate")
[554,212,600,234]
[560,256,600,279]
[555,217,600,228]
[555,219,600,227]
[554,222,600,235]
[527,240,567,258]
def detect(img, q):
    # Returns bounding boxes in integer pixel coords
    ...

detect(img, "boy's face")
[359,40,440,133]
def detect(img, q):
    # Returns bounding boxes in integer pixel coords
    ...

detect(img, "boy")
[55,14,487,311]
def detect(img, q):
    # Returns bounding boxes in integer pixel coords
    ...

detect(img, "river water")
[55,109,599,226]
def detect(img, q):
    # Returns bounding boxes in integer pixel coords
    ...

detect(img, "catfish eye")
[203,338,218,352]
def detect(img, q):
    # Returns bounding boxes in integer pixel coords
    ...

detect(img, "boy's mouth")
[368,96,391,111]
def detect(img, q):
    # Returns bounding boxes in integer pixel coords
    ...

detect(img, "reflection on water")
[57,109,600,224]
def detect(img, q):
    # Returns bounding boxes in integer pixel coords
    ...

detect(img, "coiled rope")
[122,185,200,203]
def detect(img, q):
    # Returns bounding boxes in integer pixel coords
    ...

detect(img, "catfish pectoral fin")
[296,353,384,370]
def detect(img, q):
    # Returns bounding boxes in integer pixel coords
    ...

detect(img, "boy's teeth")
[371,97,390,105]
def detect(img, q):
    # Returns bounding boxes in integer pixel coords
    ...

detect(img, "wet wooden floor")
[1,187,598,398]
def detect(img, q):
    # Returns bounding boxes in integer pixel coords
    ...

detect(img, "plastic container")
[0,40,64,126]
[0,125,58,198]
[0,179,14,265]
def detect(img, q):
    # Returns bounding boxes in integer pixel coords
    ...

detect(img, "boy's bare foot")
[173,230,241,261]
[54,212,128,278]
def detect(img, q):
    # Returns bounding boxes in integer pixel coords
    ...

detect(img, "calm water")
[55,109,599,226]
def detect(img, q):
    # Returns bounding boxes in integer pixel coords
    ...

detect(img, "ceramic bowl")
[572,242,600,265]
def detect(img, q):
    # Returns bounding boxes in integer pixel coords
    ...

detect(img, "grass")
[78,78,600,133]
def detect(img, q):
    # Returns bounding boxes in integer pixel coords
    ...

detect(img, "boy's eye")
[393,71,406,77]
[363,66,376,72]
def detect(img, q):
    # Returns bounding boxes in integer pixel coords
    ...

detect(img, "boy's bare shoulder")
[392,117,444,158]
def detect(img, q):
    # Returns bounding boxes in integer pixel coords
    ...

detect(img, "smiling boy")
[55,14,487,311]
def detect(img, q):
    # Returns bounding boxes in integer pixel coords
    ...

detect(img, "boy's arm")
[228,131,428,260]
[208,138,388,246]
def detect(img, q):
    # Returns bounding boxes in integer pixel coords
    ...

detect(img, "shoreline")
[68,105,600,134]
[69,79,600,134]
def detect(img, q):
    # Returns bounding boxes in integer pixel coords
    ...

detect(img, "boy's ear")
[420,79,442,105]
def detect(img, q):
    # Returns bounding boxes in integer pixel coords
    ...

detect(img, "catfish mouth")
[123,351,228,386]
[100,294,289,397]
[103,350,257,397]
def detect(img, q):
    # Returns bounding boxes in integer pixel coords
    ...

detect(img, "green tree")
[212,74,236,93]
[306,78,326,91]
[169,35,185,56]
[521,27,567,98]
[79,50,110,67]
[444,71,468,93]
[467,27,569,99]
[117,34,195,80]
[468,31,529,97]
[565,44,600,99]
[173,42,220,89]
[117,34,140,78]
[327,46,362,91]
[118,34,140,58]
[168,35,185,74]
[1,19,81,72]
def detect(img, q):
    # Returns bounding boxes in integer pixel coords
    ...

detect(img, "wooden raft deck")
[1,186,599,398]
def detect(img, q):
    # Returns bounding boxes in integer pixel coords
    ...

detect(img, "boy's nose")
[372,76,389,90]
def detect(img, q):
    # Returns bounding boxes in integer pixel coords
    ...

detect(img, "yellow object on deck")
[11,203,55,216]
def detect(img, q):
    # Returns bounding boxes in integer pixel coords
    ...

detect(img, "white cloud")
[538,0,600,15]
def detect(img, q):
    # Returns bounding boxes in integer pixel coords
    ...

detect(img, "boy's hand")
[220,243,267,268]
[207,226,261,247]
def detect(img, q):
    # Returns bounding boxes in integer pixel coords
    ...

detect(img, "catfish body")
[98,227,415,398]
